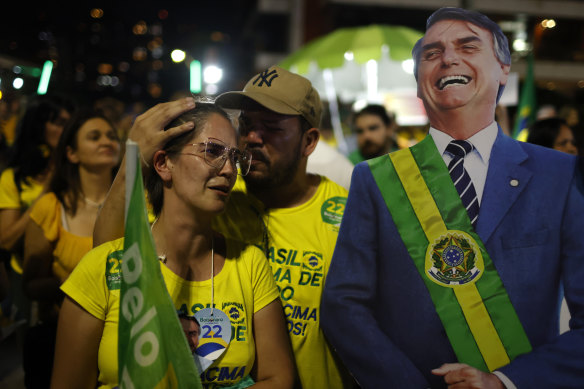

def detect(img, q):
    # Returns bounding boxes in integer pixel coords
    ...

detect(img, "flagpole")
[512,52,536,140]
[125,140,138,223]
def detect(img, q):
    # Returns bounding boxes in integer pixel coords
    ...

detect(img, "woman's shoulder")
[0,168,43,209]
[65,238,125,291]
[62,238,125,320]
[30,192,58,215]
[0,168,15,182]
[29,192,61,241]
[0,168,18,206]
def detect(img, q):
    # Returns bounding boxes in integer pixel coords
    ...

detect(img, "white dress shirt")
[429,121,498,206]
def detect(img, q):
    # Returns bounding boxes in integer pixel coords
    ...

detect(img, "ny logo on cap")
[253,69,279,87]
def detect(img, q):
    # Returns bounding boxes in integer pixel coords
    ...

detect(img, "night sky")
[1,2,583,108]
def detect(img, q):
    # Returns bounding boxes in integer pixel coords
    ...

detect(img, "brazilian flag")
[118,141,202,389]
[512,52,536,141]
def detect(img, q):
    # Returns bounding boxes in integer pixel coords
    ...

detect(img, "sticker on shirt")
[222,302,245,325]
[191,308,232,374]
[105,250,124,290]
[321,196,347,226]
[222,302,248,343]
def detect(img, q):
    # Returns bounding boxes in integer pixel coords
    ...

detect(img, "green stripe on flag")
[119,141,201,389]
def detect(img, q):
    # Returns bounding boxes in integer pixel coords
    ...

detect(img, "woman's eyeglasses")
[183,138,252,176]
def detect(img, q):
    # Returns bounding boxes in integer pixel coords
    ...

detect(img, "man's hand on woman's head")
[128,98,196,168]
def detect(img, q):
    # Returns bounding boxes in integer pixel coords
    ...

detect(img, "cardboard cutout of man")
[322,7,584,389]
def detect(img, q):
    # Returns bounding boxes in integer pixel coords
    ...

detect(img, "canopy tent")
[279,24,425,153]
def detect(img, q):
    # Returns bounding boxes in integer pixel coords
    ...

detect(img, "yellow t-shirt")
[213,175,351,389]
[0,168,44,272]
[61,237,279,389]
[29,192,92,281]
[0,168,43,210]
[0,114,18,147]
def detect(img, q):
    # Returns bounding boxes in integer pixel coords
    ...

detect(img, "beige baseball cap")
[216,65,322,129]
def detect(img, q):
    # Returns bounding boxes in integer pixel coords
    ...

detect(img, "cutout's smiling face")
[416,20,509,115]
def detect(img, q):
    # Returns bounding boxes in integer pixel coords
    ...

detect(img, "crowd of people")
[0,6,584,389]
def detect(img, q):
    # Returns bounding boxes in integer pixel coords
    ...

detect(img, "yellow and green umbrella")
[279,24,424,152]
[280,24,423,74]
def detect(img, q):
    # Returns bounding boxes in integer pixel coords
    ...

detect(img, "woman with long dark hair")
[0,95,74,273]
[22,109,121,388]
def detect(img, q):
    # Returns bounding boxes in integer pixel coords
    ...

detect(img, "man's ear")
[153,150,172,183]
[302,127,320,158]
[499,63,511,86]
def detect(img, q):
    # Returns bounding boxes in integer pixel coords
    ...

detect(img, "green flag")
[119,141,202,389]
[512,52,536,140]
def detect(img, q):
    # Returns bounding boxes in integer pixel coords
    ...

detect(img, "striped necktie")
[446,140,479,227]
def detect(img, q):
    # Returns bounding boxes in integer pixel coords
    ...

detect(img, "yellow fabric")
[0,168,44,273]
[29,192,92,281]
[0,114,18,146]
[390,149,510,371]
[213,175,351,389]
[0,168,43,210]
[61,237,279,389]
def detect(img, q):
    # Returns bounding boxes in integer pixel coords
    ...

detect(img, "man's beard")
[244,140,302,193]
[360,141,386,160]
[360,138,392,160]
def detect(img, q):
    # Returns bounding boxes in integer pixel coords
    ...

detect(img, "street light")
[171,49,186,63]
[13,77,24,90]
[203,65,223,84]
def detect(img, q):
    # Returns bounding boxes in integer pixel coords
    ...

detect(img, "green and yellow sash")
[368,136,531,372]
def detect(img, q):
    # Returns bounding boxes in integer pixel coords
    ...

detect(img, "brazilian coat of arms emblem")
[425,230,484,287]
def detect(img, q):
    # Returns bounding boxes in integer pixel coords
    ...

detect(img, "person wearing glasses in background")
[51,102,295,389]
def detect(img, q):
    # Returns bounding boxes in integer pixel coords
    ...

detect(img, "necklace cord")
[211,235,214,316]
[153,220,215,316]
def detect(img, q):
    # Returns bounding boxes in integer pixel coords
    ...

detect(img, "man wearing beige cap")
[213,66,353,388]
[93,66,352,388]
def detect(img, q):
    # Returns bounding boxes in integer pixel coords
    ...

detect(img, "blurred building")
[0,0,583,110]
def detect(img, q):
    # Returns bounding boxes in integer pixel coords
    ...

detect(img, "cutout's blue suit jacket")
[322,130,584,388]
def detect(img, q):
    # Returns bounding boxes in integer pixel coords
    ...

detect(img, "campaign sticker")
[321,196,347,225]
[192,308,232,373]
